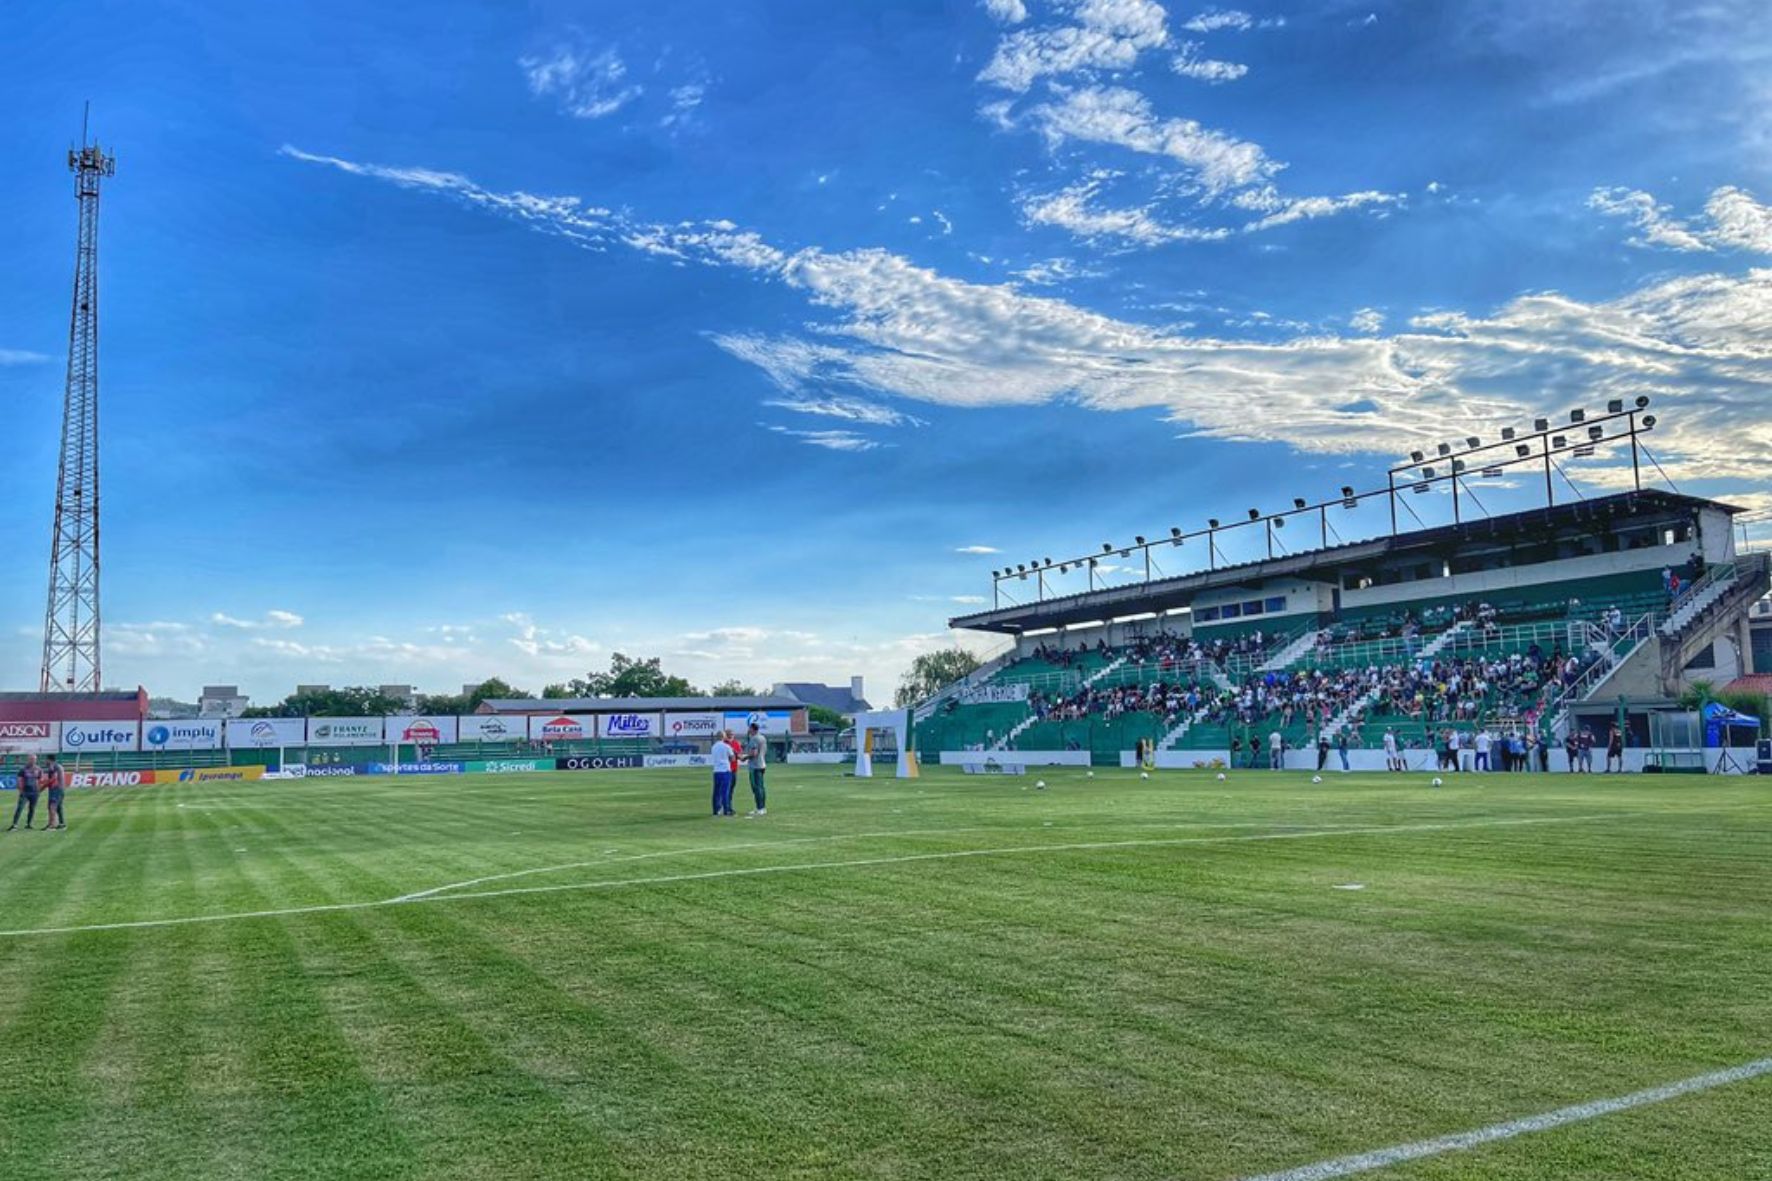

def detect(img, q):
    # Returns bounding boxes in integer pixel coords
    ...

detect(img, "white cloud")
[1591,185,1772,255]
[932,210,955,235]
[520,43,642,119]
[978,0,1170,92]
[981,0,1029,23]
[661,82,706,129]
[1027,85,1276,192]
[1172,42,1248,82]
[763,425,887,452]
[1349,307,1385,334]
[1022,178,1229,245]
[763,395,926,427]
[1181,8,1252,32]
[286,146,1772,488]
[210,610,304,630]
[0,349,49,365]
[955,545,1002,554]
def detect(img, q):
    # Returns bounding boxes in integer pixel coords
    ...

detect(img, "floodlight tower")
[40,107,115,693]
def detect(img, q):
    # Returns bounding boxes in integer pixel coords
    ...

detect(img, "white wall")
[940,750,1092,767]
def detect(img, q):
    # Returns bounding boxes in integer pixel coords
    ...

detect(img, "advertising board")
[60,721,140,753]
[598,712,662,740]
[459,715,526,742]
[469,759,554,774]
[0,721,60,754]
[722,710,792,737]
[157,766,268,784]
[366,761,465,775]
[142,719,223,752]
[302,765,366,778]
[663,712,722,739]
[959,683,1029,704]
[225,718,309,748]
[556,754,645,770]
[642,753,712,769]
[68,769,151,787]
[530,714,593,742]
[306,718,386,747]
[385,715,460,746]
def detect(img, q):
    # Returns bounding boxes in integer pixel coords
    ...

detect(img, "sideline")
[0,811,1630,939]
[1237,1057,1772,1180]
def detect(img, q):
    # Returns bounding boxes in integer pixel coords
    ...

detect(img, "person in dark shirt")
[9,755,43,830]
[43,756,67,830]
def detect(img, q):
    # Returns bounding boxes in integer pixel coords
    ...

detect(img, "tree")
[541,683,574,699]
[564,653,703,699]
[243,686,410,718]
[806,705,847,730]
[710,678,762,697]
[895,647,982,708]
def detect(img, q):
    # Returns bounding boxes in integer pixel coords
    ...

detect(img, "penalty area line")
[1236,1056,1772,1181]
[0,810,1630,940]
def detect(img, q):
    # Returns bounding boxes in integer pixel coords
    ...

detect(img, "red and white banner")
[663,712,722,739]
[529,714,594,742]
[385,715,460,745]
[0,720,60,754]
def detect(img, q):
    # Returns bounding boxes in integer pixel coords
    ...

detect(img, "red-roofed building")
[0,689,148,723]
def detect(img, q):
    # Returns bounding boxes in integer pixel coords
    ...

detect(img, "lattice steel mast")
[40,106,115,692]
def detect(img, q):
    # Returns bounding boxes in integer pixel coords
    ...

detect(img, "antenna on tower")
[40,107,115,693]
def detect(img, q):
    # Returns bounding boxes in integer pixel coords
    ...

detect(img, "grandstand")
[918,489,1769,768]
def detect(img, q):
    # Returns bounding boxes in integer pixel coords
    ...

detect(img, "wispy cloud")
[980,0,1029,23]
[955,545,1002,554]
[0,349,49,366]
[1590,185,1772,255]
[520,41,642,119]
[210,610,304,631]
[764,395,926,427]
[978,0,1170,92]
[1181,8,1252,32]
[764,425,887,452]
[1349,307,1385,334]
[662,82,706,129]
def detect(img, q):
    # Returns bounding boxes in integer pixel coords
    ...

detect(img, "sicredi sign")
[0,721,60,753]
[306,718,385,746]
[60,721,139,752]
[530,715,592,742]
[386,715,460,745]
[142,719,223,751]
[598,712,661,739]
[665,713,722,739]
[225,717,308,748]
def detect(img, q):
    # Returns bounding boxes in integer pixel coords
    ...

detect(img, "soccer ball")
[1035,780,1046,789]
[1311,775,1322,784]
[1086,770,1095,778]
[1215,772,1226,781]
[1140,771,1149,780]
[1431,777,1444,787]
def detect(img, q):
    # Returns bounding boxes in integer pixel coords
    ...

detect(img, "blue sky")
[0,0,1768,703]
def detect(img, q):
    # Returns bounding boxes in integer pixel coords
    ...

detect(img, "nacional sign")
[0,721,60,753]
[142,720,223,752]
[307,718,386,747]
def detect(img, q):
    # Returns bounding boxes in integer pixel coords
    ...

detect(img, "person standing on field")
[742,722,768,817]
[8,755,42,831]
[710,730,737,817]
[42,755,67,830]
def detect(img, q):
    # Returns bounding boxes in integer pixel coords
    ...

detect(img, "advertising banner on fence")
[301,764,366,778]
[0,721,61,754]
[556,754,645,771]
[468,759,554,774]
[959,683,1029,704]
[530,714,593,742]
[60,721,140,753]
[226,717,308,749]
[68,769,151,787]
[142,719,224,752]
[722,710,792,736]
[599,712,662,740]
[460,715,527,742]
[663,712,722,740]
[385,715,460,746]
[153,766,268,784]
[306,717,386,746]
[642,753,712,769]
[366,761,465,775]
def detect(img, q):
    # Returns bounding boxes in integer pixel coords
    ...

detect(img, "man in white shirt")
[1268,729,1284,770]
[742,723,768,817]
[1475,729,1492,772]
[710,730,737,817]
[1382,728,1399,771]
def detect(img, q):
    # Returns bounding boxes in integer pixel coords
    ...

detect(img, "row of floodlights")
[1406,398,1653,467]
[991,402,1655,580]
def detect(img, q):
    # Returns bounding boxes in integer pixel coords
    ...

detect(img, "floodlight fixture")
[1606,399,1624,413]
[1502,427,1516,441]
[1515,444,1531,458]
[1423,466,1437,478]
[1410,450,1425,464]
[1102,543,1113,553]
[1437,442,1452,456]
[1588,425,1604,441]
[1208,518,1220,529]
[1340,485,1355,498]
[1248,508,1261,521]
[1170,526,1182,538]
[1017,563,1027,572]
[1452,459,1466,473]
[1635,395,1650,409]
[1643,415,1656,428]
[1465,436,1481,449]
[1533,418,1550,431]
[1552,434,1568,448]
[1134,536,1145,546]
[1273,516,1286,528]
[1293,497,1307,510]
[1570,409,1586,423]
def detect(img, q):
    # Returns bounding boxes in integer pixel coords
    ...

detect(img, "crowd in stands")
[1028,678,1213,727]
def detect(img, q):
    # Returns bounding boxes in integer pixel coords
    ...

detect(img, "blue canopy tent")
[1701,702,1760,748]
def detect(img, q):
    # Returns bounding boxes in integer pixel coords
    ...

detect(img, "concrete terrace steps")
[991,654,1129,750]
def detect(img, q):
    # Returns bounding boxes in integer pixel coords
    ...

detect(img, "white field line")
[1238,1057,1772,1181]
[387,819,1366,903]
[0,811,1628,940]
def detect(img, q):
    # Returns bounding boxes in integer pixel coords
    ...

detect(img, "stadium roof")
[478,695,804,714]
[773,682,872,713]
[951,490,1741,635]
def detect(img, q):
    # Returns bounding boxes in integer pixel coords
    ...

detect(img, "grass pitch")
[0,766,1767,1180]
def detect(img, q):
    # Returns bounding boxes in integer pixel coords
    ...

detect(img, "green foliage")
[710,678,762,697]
[806,705,847,730]
[241,685,409,718]
[551,653,703,700]
[895,646,982,707]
